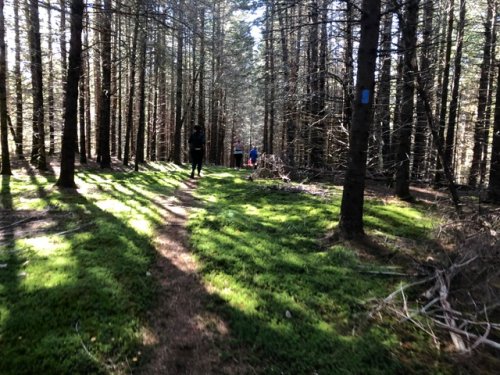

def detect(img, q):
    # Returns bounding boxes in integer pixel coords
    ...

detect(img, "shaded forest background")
[0,0,499,204]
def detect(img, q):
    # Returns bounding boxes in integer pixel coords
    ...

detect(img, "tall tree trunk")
[481,5,497,185]
[47,1,56,155]
[123,8,139,166]
[339,0,381,238]
[172,0,184,165]
[99,0,112,168]
[434,0,455,183]
[111,14,120,157]
[56,0,84,188]
[394,0,419,200]
[13,0,23,159]
[116,13,122,160]
[488,61,500,202]
[374,6,393,173]
[93,0,101,161]
[412,0,433,180]
[134,29,147,171]
[278,3,298,167]
[84,11,91,160]
[444,0,466,173]
[26,0,47,170]
[60,0,67,115]
[263,2,270,154]
[79,57,86,164]
[0,0,10,175]
[342,1,354,138]
[308,0,324,168]
[198,7,205,133]
[209,1,221,164]
[469,0,494,187]
[269,3,275,156]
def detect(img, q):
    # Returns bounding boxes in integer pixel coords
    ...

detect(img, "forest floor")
[138,176,253,374]
[1,158,498,374]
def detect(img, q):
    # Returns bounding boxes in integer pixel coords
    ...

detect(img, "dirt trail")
[139,179,249,374]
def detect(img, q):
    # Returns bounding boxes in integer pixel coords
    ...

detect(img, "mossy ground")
[0,164,460,374]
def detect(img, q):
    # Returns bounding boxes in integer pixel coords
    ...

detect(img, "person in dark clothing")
[188,126,205,178]
[233,139,244,170]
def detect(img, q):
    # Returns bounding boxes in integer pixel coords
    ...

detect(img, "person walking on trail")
[249,146,258,169]
[234,139,244,170]
[188,126,205,178]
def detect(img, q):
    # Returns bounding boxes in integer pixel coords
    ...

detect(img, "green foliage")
[189,170,450,374]
[0,165,184,374]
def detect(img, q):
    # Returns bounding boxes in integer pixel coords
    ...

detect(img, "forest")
[0,0,499,373]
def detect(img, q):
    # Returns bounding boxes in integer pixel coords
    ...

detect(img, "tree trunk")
[412,0,433,180]
[481,5,497,185]
[134,29,147,171]
[198,7,206,134]
[444,0,466,173]
[93,0,101,161]
[395,0,419,200]
[79,57,86,164]
[469,0,494,187]
[338,0,381,238]
[99,0,112,168]
[172,0,184,165]
[308,0,324,169]
[488,61,500,202]
[123,7,140,166]
[26,0,47,170]
[374,6,393,174]
[60,0,67,115]
[56,0,84,188]
[47,1,56,155]
[13,0,24,159]
[0,0,10,175]
[434,0,455,184]
[84,12,91,160]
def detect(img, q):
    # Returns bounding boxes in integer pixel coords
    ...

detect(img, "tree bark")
[469,0,495,187]
[172,0,184,165]
[444,0,466,174]
[488,62,500,202]
[338,0,381,238]
[13,0,23,159]
[374,6,393,174]
[412,0,433,180]
[123,6,140,166]
[47,1,56,155]
[99,0,112,168]
[26,0,47,170]
[395,0,419,200]
[134,29,147,171]
[0,0,10,175]
[56,0,84,188]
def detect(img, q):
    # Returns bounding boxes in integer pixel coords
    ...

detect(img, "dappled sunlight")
[185,171,444,372]
[206,273,261,313]
[0,166,188,373]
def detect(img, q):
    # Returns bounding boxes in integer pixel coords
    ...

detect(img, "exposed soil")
[138,177,253,375]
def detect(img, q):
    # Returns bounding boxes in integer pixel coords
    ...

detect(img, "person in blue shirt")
[249,146,258,169]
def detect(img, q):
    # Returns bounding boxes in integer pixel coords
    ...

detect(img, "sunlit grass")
[0,165,184,374]
[189,169,451,374]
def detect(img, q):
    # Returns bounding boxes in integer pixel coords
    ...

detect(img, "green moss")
[189,169,452,374]
[0,165,183,374]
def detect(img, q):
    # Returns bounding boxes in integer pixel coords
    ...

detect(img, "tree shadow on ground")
[184,172,455,374]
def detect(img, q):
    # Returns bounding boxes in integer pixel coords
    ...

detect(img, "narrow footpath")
[139,178,251,374]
